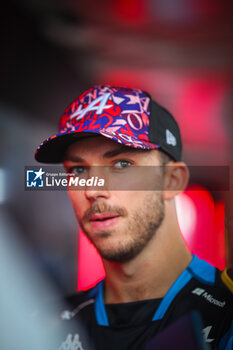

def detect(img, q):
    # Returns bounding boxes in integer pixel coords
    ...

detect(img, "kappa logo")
[166,129,177,146]
[70,92,112,121]
[58,333,84,350]
[192,288,226,308]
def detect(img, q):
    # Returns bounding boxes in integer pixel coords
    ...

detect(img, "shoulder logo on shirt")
[192,288,205,296]
[58,333,84,350]
[192,288,226,308]
[202,326,214,343]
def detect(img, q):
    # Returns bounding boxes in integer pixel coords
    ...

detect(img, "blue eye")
[69,166,87,175]
[114,160,131,169]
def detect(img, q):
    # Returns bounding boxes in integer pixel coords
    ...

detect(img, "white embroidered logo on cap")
[70,93,112,121]
[166,129,177,146]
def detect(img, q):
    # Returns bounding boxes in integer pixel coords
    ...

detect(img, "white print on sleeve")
[58,333,84,350]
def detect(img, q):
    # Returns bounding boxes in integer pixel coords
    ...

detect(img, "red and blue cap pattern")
[35,85,160,162]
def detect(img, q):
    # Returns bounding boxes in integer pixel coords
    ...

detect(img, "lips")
[89,213,119,221]
[89,213,120,230]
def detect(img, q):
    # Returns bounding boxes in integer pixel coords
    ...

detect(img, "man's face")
[64,135,165,262]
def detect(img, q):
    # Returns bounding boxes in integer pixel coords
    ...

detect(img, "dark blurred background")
[1,0,233,295]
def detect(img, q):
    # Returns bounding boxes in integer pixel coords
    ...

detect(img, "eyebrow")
[63,145,146,162]
[103,146,144,158]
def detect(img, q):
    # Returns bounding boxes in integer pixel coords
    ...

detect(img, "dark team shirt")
[54,255,233,350]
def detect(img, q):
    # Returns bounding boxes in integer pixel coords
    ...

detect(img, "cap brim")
[35,131,103,163]
[35,130,159,163]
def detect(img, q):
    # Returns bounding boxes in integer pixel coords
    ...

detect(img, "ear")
[162,162,189,201]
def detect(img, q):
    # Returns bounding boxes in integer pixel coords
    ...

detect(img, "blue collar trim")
[152,267,192,321]
[152,255,216,321]
[94,255,216,325]
[188,255,216,285]
[94,280,109,326]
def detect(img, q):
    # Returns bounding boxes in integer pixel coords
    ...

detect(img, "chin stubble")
[79,192,165,263]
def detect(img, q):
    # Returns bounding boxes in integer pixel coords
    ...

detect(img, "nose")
[84,166,110,202]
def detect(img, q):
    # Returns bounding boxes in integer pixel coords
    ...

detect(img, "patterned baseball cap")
[35,85,182,163]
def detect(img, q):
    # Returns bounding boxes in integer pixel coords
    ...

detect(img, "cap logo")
[70,92,112,121]
[166,129,177,146]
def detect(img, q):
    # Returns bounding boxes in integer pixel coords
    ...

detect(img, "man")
[35,85,233,350]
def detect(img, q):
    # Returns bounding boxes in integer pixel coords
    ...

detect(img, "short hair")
[159,150,173,167]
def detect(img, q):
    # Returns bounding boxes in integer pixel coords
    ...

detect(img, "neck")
[103,209,192,304]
